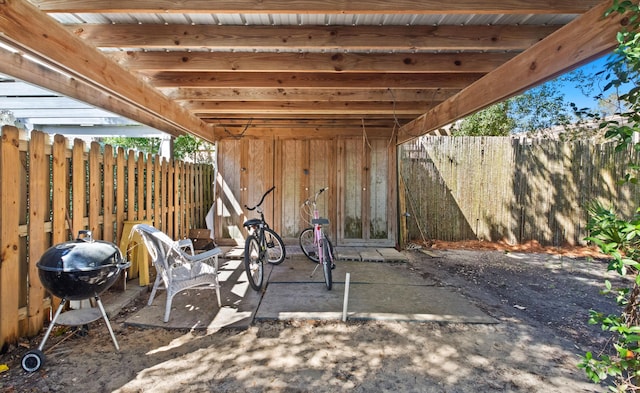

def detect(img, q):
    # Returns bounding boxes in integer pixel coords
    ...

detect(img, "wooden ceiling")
[0,1,628,143]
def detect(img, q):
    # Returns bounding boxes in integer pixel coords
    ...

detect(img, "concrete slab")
[224,246,244,260]
[222,245,406,263]
[269,258,433,285]
[359,248,386,262]
[336,247,362,261]
[377,247,409,262]
[256,282,495,323]
[122,252,495,330]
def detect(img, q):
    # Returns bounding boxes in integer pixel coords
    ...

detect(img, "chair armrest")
[185,247,222,260]
[176,238,195,255]
[185,247,222,268]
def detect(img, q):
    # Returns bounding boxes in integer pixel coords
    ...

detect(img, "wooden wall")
[399,136,640,246]
[214,135,397,247]
[0,126,214,348]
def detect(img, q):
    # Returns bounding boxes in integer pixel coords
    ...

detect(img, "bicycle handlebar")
[302,186,329,206]
[245,186,275,211]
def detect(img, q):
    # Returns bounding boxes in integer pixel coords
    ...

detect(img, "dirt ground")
[0,241,624,392]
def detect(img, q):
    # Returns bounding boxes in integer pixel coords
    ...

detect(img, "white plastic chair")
[131,224,223,323]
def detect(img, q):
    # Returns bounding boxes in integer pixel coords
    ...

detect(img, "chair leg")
[148,275,162,306]
[164,291,174,323]
[215,255,221,308]
[215,281,221,308]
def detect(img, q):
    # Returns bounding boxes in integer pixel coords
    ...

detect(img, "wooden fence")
[0,126,214,348]
[399,136,640,247]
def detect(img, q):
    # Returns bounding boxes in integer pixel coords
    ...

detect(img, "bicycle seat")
[243,218,262,227]
[312,218,330,225]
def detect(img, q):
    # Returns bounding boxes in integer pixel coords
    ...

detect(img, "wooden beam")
[165,87,459,102]
[188,100,435,115]
[72,24,558,52]
[112,51,515,74]
[214,118,401,127]
[397,0,625,144]
[32,0,601,14]
[216,125,395,140]
[149,71,484,89]
[0,0,217,142]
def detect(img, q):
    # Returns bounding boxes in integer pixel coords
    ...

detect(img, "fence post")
[0,126,21,347]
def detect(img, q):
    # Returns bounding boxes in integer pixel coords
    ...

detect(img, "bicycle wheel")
[322,237,333,290]
[244,235,264,291]
[299,227,319,262]
[264,227,286,265]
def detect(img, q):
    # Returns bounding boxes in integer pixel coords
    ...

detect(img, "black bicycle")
[243,186,286,291]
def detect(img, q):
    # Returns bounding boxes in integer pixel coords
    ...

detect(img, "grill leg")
[38,299,67,352]
[94,296,120,351]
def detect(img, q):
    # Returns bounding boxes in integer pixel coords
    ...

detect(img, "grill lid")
[37,230,123,272]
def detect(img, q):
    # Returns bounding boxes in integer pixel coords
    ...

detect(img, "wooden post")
[173,161,181,238]
[71,139,86,237]
[0,126,21,347]
[26,130,47,336]
[153,156,161,230]
[115,147,125,242]
[161,158,168,234]
[89,142,101,238]
[137,152,145,221]
[185,162,192,231]
[50,134,68,311]
[167,160,174,237]
[103,145,114,242]
[127,151,136,221]
[146,153,153,222]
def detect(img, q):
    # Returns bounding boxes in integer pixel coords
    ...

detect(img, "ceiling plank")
[112,51,516,74]
[148,72,484,89]
[32,0,601,14]
[72,24,558,52]
[397,0,625,144]
[0,0,217,142]
[164,88,458,102]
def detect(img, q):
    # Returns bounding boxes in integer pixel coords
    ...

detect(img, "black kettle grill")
[21,231,130,373]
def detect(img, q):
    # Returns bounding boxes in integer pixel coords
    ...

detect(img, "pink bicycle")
[299,187,335,290]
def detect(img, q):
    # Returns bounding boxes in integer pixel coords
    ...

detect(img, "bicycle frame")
[243,186,286,290]
[302,187,334,289]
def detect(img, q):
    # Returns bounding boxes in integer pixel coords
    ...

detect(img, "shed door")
[338,137,395,247]
[215,139,275,245]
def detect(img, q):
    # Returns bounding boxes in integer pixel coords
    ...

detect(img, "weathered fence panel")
[0,126,214,348]
[400,136,640,246]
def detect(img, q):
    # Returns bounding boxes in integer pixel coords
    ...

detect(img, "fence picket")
[26,131,47,336]
[0,126,21,345]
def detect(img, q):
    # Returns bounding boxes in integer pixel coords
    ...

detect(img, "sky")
[555,53,633,111]
[559,56,609,109]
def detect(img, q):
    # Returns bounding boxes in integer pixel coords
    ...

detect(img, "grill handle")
[76,230,93,242]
